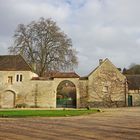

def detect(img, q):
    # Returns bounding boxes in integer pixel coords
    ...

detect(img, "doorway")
[56,80,76,108]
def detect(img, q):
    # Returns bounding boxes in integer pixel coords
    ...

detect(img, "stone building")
[126,75,140,106]
[0,55,128,108]
[79,59,127,108]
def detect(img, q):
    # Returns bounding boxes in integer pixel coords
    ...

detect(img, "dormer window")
[16,74,23,82]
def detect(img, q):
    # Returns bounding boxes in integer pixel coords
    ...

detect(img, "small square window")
[8,76,13,84]
[103,86,108,93]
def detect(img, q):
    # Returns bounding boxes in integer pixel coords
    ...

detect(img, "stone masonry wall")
[0,73,81,108]
[128,90,140,106]
[79,80,88,108]
[0,71,55,108]
[88,59,127,108]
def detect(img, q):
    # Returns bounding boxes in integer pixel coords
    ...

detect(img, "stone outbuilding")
[0,55,128,108]
[79,59,127,107]
[126,75,140,106]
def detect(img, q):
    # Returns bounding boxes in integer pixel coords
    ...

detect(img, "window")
[16,74,23,82]
[20,75,22,82]
[103,86,108,93]
[16,75,19,82]
[8,76,13,84]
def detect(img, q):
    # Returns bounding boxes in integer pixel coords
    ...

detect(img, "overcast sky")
[0,0,140,76]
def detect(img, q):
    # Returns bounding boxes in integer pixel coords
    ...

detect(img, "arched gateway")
[56,80,76,108]
[1,90,15,108]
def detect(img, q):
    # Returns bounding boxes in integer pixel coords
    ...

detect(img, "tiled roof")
[126,75,140,90]
[0,55,32,71]
[31,72,80,80]
[52,72,80,78]
[44,71,59,78]
[31,77,53,80]
[79,76,88,80]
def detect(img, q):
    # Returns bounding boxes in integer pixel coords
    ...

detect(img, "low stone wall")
[88,101,126,108]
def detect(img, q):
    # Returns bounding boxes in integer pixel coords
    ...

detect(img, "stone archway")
[56,80,76,108]
[1,90,15,108]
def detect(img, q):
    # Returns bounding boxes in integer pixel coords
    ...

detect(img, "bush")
[30,105,40,108]
[15,103,28,108]
[86,105,90,110]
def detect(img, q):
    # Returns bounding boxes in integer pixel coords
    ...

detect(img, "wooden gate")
[56,80,76,108]
[57,98,76,108]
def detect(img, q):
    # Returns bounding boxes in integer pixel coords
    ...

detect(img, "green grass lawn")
[0,109,99,117]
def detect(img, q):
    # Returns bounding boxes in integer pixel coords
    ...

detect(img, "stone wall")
[128,90,140,106]
[0,71,55,108]
[79,80,88,108]
[0,71,37,84]
[0,74,81,108]
[88,59,127,107]
[0,79,55,108]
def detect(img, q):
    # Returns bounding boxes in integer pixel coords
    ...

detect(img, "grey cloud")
[0,0,140,76]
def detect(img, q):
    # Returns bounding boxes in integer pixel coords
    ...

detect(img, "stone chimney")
[99,59,103,65]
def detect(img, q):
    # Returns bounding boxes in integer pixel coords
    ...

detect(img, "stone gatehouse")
[0,55,128,108]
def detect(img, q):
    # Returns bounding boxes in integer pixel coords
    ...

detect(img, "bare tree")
[9,18,78,76]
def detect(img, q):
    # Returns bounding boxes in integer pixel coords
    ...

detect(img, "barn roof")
[0,55,32,71]
[126,75,140,90]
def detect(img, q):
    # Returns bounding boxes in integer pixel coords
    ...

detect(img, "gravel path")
[0,107,140,140]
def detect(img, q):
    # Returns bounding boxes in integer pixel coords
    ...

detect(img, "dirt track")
[0,107,140,140]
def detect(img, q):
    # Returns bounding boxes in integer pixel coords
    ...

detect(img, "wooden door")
[1,91,15,108]
[128,95,132,107]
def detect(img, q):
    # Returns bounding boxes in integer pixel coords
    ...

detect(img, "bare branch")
[9,18,78,76]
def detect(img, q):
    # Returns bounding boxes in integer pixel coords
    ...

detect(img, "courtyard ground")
[0,107,140,140]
